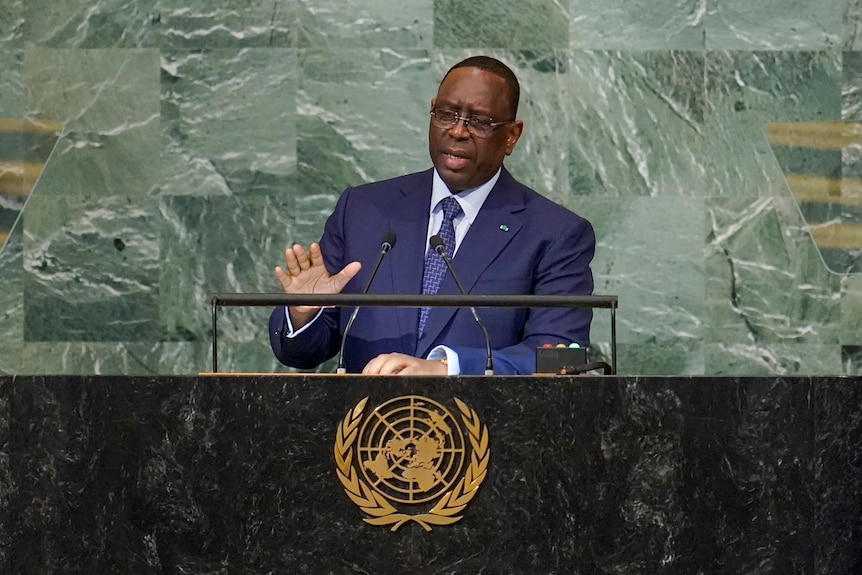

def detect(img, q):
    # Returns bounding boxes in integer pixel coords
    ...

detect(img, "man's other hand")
[362,353,448,376]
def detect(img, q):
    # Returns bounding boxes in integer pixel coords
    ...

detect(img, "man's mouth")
[442,151,469,169]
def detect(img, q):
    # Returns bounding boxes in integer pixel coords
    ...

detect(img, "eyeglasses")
[429,108,511,138]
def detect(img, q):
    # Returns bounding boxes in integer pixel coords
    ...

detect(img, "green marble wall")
[0,0,859,376]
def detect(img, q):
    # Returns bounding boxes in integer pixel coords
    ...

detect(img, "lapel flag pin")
[499,225,509,232]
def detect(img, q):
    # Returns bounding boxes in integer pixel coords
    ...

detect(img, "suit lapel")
[386,170,434,353]
[415,169,526,357]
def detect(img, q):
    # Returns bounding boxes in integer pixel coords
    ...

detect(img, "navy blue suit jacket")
[269,167,595,375]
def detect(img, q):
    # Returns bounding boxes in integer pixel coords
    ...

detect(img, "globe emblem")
[358,395,466,504]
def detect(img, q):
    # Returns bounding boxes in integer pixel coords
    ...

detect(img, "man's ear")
[505,120,524,155]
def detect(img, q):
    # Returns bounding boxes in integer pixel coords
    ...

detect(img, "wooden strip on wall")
[0,161,43,196]
[785,174,862,206]
[765,122,862,150]
[809,222,862,249]
[0,118,63,134]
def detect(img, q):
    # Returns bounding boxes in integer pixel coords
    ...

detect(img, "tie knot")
[440,196,462,223]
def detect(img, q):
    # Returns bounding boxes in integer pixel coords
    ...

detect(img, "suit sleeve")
[268,188,354,369]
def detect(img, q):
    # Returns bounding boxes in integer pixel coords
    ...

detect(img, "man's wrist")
[427,346,459,375]
[284,306,324,338]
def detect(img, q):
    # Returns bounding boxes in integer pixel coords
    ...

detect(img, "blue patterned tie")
[418,196,462,337]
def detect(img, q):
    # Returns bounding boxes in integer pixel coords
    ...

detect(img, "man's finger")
[363,352,419,375]
[274,266,291,292]
[283,248,302,276]
[308,242,325,268]
[331,261,362,293]
[377,356,407,375]
[363,353,402,375]
[295,245,311,270]
[361,355,384,375]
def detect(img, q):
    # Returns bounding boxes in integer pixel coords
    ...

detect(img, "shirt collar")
[430,168,501,224]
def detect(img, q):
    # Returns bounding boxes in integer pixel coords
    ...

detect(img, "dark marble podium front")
[1,375,860,574]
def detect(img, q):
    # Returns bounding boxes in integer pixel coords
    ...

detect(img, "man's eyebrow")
[434,102,493,116]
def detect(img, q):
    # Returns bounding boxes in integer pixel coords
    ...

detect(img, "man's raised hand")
[274,242,361,328]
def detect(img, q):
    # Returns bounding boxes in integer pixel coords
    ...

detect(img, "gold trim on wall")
[765,122,862,150]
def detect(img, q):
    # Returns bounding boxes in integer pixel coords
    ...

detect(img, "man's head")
[429,56,524,193]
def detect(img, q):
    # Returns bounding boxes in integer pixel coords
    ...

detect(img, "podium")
[3,374,861,573]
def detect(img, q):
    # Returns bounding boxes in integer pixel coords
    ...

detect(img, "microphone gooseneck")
[428,234,494,375]
[336,231,397,373]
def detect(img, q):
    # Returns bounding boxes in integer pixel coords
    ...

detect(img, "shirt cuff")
[426,345,460,375]
[283,306,324,338]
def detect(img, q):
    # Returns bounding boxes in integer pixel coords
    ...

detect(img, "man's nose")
[447,118,471,139]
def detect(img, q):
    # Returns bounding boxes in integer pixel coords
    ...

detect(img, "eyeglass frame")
[429,108,513,138]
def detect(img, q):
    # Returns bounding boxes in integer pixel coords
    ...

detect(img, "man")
[269,56,595,375]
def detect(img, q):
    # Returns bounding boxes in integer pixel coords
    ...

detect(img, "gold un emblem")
[335,395,490,531]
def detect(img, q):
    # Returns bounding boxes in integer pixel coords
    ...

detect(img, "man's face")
[428,67,524,193]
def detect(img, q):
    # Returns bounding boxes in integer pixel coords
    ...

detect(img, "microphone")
[428,234,494,375]
[336,231,397,374]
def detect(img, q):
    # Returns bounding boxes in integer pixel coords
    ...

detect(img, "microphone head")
[429,234,445,253]
[381,231,397,251]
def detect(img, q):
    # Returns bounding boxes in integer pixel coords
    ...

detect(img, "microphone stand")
[430,235,494,376]
[336,233,396,373]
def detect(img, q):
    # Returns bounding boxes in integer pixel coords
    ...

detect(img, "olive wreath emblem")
[334,396,490,531]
